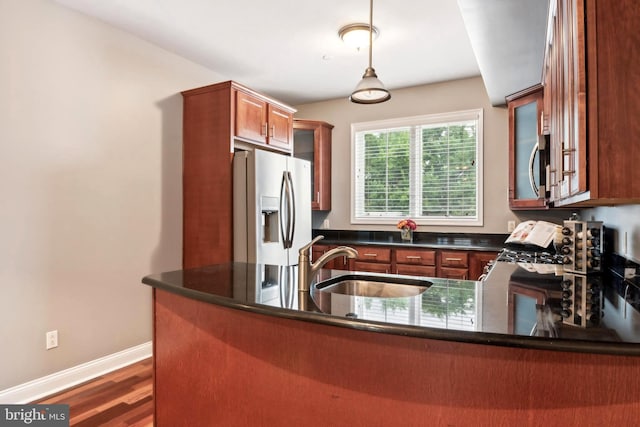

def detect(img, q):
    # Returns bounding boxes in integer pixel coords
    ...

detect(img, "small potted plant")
[397,219,417,243]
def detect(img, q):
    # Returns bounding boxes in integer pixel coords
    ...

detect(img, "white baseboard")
[0,341,152,404]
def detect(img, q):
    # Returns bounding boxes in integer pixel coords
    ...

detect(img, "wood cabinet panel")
[469,251,499,280]
[395,264,437,277]
[395,249,436,266]
[439,251,469,268]
[267,104,294,150]
[545,0,640,206]
[154,289,640,426]
[181,81,295,268]
[233,87,294,153]
[353,260,391,274]
[353,246,392,263]
[294,119,333,211]
[235,90,267,144]
[439,267,469,280]
[507,86,548,209]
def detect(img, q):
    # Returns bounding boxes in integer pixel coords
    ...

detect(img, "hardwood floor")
[34,358,153,426]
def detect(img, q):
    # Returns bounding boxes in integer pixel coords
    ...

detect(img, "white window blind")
[351,110,483,226]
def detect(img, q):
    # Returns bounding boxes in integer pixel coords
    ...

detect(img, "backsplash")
[312,229,509,250]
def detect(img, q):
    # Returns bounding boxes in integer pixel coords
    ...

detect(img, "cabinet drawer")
[395,249,436,266]
[439,267,469,280]
[353,261,391,274]
[395,264,436,278]
[353,246,392,263]
[440,251,469,268]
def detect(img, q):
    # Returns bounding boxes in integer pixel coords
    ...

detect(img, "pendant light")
[349,0,391,104]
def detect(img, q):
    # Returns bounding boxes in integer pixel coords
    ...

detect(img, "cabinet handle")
[316,191,320,203]
[363,253,378,257]
[270,125,275,137]
[562,170,575,176]
[446,258,463,262]
[261,123,268,136]
[405,256,422,260]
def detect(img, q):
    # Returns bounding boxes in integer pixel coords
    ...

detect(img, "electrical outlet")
[625,268,637,280]
[322,219,330,229]
[46,330,58,350]
[507,221,516,233]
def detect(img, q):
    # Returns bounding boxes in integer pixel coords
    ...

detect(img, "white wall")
[295,77,567,233]
[0,0,225,390]
[584,206,640,263]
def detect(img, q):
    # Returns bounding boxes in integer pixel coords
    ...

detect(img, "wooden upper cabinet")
[180,81,295,269]
[267,105,294,150]
[233,86,294,153]
[507,86,549,210]
[544,0,640,206]
[235,90,268,144]
[293,119,333,211]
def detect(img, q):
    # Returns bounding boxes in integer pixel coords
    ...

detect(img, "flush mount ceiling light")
[338,23,379,50]
[349,0,391,104]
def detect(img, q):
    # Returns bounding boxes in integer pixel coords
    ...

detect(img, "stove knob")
[561,300,572,309]
[561,280,572,289]
[562,290,573,299]
[562,227,572,236]
[562,237,573,246]
[561,309,572,318]
[560,246,572,255]
[562,256,572,265]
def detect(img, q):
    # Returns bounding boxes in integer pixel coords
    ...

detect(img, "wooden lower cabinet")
[353,261,391,274]
[470,251,499,280]
[395,264,437,277]
[350,246,392,274]
[311,244,349,270]
[395,248,437,277]
[312,243,497,280]
[438,250,469,279]
[439,267,469,280]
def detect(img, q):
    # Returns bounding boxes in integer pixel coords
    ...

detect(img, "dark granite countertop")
[311,230,508,252]
[142,259,640,356]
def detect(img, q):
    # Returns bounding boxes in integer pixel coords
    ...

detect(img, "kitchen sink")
[313,274,432,298]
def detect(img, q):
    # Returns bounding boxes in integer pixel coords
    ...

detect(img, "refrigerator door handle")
[279,172,290,249]
[287,171,296,249]
[280,171,293,249]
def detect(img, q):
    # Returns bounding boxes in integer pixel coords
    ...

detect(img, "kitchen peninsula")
[143,261,640,426]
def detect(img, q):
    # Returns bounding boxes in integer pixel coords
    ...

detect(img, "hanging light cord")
[368,0,373,69]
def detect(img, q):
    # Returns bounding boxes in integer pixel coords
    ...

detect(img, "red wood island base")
[153,289,640,426]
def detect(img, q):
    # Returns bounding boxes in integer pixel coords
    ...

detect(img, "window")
[351,109,483,226]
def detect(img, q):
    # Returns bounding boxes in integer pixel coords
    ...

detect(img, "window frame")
[350,109,484,227]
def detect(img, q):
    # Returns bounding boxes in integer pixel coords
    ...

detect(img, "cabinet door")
[547,0,588,203]
[354,246,392,263]
[395,249,436,266]
[469,251,498,280]
[439,267,469,280]
[439,251,469,268]
[293,120,333,211]
[267,105,293,150]
[395,264,436,277]
[508,88,548,209]
[353,261,391,274]
[312,244,335,269]
[235,90,268,144]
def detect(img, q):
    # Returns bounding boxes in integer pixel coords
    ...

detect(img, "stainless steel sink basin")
[314,274,431,298]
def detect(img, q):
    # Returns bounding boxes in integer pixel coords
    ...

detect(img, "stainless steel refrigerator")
[233,149,311,266]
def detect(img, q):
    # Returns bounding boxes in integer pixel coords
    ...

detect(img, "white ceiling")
[53,0,547,106]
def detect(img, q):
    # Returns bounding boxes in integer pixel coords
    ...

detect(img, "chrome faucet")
[297,236,358,292]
